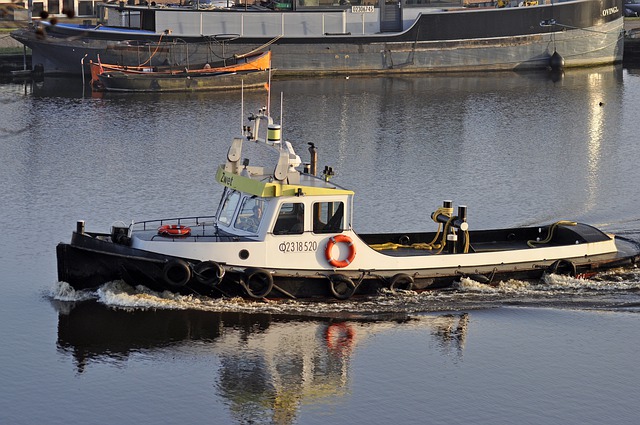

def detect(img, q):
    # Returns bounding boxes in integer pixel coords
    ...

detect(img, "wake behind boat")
[12,0,625,75]
[90,51,272,92]
[56,95,640,301]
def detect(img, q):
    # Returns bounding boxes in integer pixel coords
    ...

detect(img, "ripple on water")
[49,265,640,316]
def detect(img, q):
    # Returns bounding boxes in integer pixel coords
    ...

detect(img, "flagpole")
[241,80,244,135]
[267,66,272,118]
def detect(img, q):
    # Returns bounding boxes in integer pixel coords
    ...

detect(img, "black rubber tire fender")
[193,260,225,286]
[162,259,191,287]
[328,273,356,300]
[546,259,577,277]
[389,273,414,292]
[243,268,274,298]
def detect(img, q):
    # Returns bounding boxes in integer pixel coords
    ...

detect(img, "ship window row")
[290,0,464,7]
[216,190,344,235]
[273,201,344,235]
[15,0,481,20]
[18,0,470,20]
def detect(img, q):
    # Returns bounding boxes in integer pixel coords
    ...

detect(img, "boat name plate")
[351,5,374,13]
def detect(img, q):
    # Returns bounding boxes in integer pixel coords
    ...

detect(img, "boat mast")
[267,67,272,117]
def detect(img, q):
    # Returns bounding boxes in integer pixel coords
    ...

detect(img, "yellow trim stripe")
[216,166,354,197]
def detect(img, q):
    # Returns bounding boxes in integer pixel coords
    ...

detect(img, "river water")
[1,66,640,424]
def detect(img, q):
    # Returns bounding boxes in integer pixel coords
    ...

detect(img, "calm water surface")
[1,66,640,424]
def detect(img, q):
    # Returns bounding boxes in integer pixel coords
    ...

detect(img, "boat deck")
[374,239,533,257]
[128,219,614,258]
[360,222,613,256]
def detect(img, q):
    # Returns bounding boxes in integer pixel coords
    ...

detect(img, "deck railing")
[132,215,218,231]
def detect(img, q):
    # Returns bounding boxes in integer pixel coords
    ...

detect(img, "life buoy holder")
[325,322,355,353]
[325,235,356,268]
[158,224,191,237]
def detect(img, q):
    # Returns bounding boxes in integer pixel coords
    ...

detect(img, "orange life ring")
[325,234,356,268]
[325,323,355,352]
[157,224,191,237]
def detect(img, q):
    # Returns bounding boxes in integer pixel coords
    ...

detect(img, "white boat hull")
[57,221,640,300]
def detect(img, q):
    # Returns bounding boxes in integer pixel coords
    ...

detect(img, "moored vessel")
[12,0,625,75]
[90,50,272,92]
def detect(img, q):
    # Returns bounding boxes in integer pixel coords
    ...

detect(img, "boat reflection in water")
[55,301,468,420]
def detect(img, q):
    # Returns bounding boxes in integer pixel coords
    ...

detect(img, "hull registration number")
[279,241,318,253]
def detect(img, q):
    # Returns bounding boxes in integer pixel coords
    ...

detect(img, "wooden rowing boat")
[90,50,271,92]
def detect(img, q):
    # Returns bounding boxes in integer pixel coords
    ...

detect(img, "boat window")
[218,191,241,226]
[294,0,376,8]
[234,197,265,233]
[312,201,344,234]
[273,203,305,235]
[404,0,461,6]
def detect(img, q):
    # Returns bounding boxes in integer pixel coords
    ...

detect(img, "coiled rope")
[527,220,577,248]
[370,205,458,252]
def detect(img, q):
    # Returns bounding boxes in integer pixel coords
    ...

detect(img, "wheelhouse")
[214,186,353,239]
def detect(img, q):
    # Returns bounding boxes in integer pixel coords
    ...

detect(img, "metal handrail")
[133,215,217,231]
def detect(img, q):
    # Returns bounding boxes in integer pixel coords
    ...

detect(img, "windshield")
[234,197,266,233]
[218,190,241,226]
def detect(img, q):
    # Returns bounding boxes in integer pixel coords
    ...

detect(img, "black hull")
[57,231,640,301]
[11,0,624,75]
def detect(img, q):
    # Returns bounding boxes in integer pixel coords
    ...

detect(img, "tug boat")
[57,104,640,300]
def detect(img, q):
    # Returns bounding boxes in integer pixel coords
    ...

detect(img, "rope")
[370,206,452,252]
[431,206,453,222]
[235,35,282,58]
[138,32,166,66]
[369,206,472,254]
[527,220,577,248]
[369,241,443,251]
[461,229,470,254]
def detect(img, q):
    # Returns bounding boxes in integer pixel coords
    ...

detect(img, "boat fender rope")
[327,273,356,300]
[193,260,225,286]
[325,235,356,268]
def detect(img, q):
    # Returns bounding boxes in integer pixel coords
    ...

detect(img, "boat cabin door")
[380,0,403,32]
